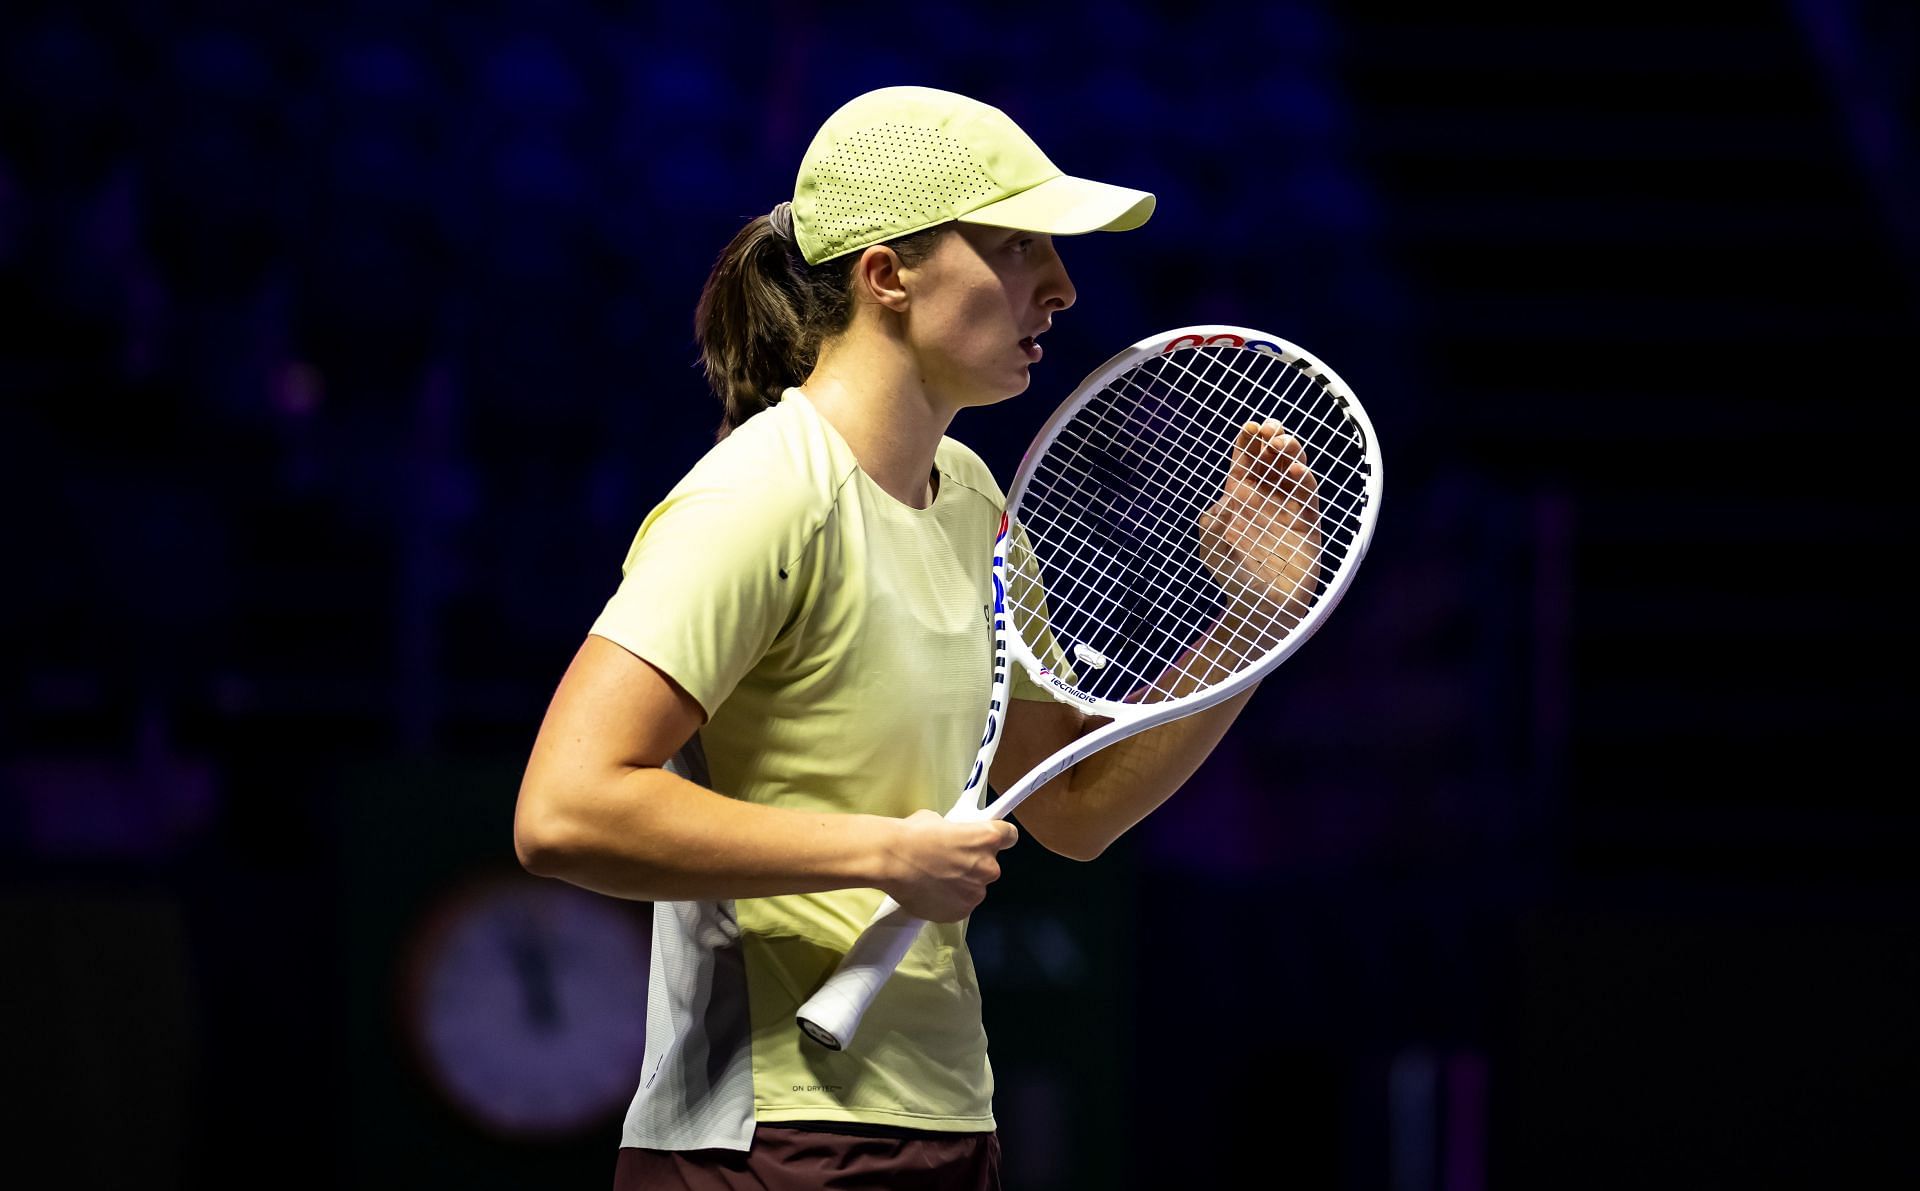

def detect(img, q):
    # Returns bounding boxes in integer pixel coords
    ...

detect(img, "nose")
[1040,249,1076,313]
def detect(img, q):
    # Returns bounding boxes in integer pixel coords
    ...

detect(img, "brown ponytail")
[694,215,947,440]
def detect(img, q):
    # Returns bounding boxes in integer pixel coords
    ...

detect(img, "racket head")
[1002,325,1383,716]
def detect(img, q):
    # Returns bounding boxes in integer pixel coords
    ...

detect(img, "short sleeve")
[931,434,1073,704]
[1004,522,1076,702]
[588,480,811,720]
[1008,652,1057,703]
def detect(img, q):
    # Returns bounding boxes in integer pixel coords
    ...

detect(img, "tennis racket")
[795,324,1383,1051]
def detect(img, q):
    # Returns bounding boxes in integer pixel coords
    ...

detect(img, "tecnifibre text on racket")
[795,325,1383,1051]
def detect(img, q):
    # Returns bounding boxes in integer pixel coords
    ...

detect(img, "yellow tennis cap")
[792,86,1156,266]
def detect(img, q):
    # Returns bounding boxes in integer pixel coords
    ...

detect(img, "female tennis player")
[514,85,1318,1189]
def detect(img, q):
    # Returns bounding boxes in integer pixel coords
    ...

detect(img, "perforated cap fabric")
[792,86,1155,265]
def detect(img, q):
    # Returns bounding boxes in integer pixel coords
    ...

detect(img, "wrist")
[854,813,907,893]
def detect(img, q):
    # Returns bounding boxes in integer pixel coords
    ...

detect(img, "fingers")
[1203,418,1328,611]
[1253,419,1310,479]
[1234,419,1311,476]
[1229,422,1319,530]
[1225,421,1261,484]
[886,811,1021,921]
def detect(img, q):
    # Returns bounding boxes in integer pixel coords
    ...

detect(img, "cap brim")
[956,174,1155,236]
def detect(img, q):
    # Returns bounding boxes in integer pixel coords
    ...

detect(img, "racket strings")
[1024,357,1322,635]
[1020,437,1235,643]
[1149,348,1373,546]
[1018,422,1306,687]
[1108,360,1358,611]
[1024,357,1356,664]
[1141,347,1372,578]
[1009,345,1372,704]
[1017,398,1262,679]
[1041,351,1371,600]
[1017,459,1240,688]
[1145,350,1371,645]
[1114,351,1356,692]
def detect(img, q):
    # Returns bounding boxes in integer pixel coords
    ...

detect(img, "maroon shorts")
[613,1124,1002,1191]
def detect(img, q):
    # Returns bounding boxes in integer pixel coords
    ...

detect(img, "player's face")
[902,224,1076,407]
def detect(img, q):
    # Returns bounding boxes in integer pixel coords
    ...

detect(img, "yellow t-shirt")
[589,387,1046,1143]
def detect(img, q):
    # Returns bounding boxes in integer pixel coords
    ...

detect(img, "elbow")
[514,822,562,877]
[515,827,559,877]
[1015,812,1112,863]
[1013,784,1117,862]
[1049,834,1112,863]
[513,790,574,878]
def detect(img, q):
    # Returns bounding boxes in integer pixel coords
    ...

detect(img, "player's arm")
[995,687,1257,863]
[514,634,1014,921]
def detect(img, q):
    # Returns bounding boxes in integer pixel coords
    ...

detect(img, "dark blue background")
[3,1,1915,1187]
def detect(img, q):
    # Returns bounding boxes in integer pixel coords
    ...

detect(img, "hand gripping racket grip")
[794,894,927,1051]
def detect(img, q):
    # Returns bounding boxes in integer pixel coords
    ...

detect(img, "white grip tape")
[793,895,926,1051]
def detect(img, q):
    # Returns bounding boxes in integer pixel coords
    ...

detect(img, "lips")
[1019,325,1048,362]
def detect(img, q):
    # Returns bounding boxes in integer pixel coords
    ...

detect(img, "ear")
[851,245,911,313]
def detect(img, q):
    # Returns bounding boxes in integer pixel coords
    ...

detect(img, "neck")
[801,328,958,509]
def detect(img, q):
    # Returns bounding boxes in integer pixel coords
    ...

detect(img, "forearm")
[1039,683,1258,858]
[515,764,899,902]
[1019,615,1268,859]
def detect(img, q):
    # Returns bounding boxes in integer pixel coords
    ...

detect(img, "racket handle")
[795,895,926,1051]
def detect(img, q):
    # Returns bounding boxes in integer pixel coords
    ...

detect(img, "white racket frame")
[794,325,1383,1051]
